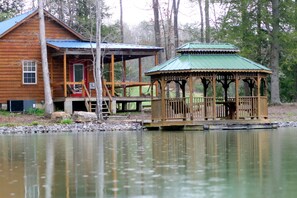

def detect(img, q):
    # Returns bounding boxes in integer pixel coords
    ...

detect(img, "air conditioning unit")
[7,100,36,112]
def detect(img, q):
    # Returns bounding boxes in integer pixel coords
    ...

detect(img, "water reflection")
[0,128,297,197]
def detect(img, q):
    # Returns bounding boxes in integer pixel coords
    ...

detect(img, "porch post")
[50,56,54,96]
[161,76,166,121]
[63,51,67,97]
[123,60,127,97]
[154,53,159,65]
[257,73,261,119]
[139,58,142,96]
[235,73,239,120]
[189,74,194,120]
[212,74,216,120]
[111,53,115,96]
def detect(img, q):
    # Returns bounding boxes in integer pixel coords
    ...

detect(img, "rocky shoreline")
[0,121,143,134]
[0,120,297,134]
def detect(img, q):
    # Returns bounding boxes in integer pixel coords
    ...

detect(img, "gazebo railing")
[151,96,268,122]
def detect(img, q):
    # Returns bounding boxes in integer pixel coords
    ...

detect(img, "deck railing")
[151,96,268,122]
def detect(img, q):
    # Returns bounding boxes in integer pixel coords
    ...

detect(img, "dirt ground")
[0,103,297,126]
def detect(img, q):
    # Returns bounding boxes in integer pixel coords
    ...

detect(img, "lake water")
[0,128,297,198]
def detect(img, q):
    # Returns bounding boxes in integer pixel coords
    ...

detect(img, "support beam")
[63,51,67,97]
[123,60,127,97]
[138,58,142,96]
[235,73,239,120]
[212,74,216,120]
[50,56,54,96]
[155,53,159,65]
[257,73,261,119]
[111,54,115,96]
[189,75,193,120]
[161,77,166,121]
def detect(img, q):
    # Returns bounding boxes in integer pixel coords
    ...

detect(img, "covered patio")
[145,43,272,129]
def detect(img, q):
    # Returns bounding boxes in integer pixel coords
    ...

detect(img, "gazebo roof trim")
[177,43,240,53]
[146,54,271,75]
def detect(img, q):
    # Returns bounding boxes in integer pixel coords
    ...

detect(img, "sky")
[23,0,201,26]
[105,0,200,26]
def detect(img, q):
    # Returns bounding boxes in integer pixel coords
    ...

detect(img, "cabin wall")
[0,14,80,104]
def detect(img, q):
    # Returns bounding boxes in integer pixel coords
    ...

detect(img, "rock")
[72,111,97,123]
[51,112,71,121]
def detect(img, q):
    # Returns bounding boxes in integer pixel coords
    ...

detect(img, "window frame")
[22,60,37,85]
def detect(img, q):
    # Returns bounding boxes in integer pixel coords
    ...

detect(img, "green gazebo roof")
[146,43,271,75]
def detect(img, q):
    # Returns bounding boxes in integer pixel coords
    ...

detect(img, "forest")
[1,0,296,104]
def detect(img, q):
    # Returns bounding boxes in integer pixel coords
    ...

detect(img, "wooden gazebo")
[145,43,272,129]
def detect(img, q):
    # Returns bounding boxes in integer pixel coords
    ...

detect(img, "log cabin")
[0,9,162,114]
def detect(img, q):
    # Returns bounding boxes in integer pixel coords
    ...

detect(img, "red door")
[69,62,88,97]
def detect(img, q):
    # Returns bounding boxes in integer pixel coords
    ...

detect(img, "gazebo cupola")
[145,43,271,125]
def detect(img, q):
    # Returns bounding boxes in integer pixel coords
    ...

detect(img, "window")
[22,61,37,84]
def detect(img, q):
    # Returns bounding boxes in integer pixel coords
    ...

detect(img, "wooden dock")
[143,119,278,131]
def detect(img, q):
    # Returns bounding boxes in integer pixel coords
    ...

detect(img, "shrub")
[31,121,39,126]
[26,108,45,116]
[60,119,73,125]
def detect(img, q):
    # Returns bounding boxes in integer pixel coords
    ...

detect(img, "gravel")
[0,121,143,134]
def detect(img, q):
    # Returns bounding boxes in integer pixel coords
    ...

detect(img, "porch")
[47,40,162,114]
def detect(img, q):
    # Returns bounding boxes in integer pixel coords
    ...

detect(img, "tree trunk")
[205,0,210,43]
[270,0,281,104]
[198,0,204,42]
[95,0,103,121]
[173,0,180,97]
[120,0,124,43]
[173,0,180,50]
[38,0,54,116]
[153,0,162,62]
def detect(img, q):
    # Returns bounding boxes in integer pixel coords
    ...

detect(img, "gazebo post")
[189,74,194,120]
[212,74,217,120]
[235,73,239,120]
[257,73,261,119]
[202,78,209,120]
[151,80,154,122]
[161,76,166,121]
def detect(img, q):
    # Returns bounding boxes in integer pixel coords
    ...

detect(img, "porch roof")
[145,54,271,75]
[47,39,163,51]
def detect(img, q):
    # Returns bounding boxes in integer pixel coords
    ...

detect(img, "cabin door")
[70,63,88,97]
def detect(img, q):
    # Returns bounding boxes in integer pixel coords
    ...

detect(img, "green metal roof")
[146,54,271,75]
[177,43,240,53]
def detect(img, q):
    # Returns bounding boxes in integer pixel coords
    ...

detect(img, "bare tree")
[173,0,180,50]
[198,0,204,42]
[95,0,103,121]
[38,0,54,116]
[153,0,162,62]
[205,0,210,43]
[120,0,124,42]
